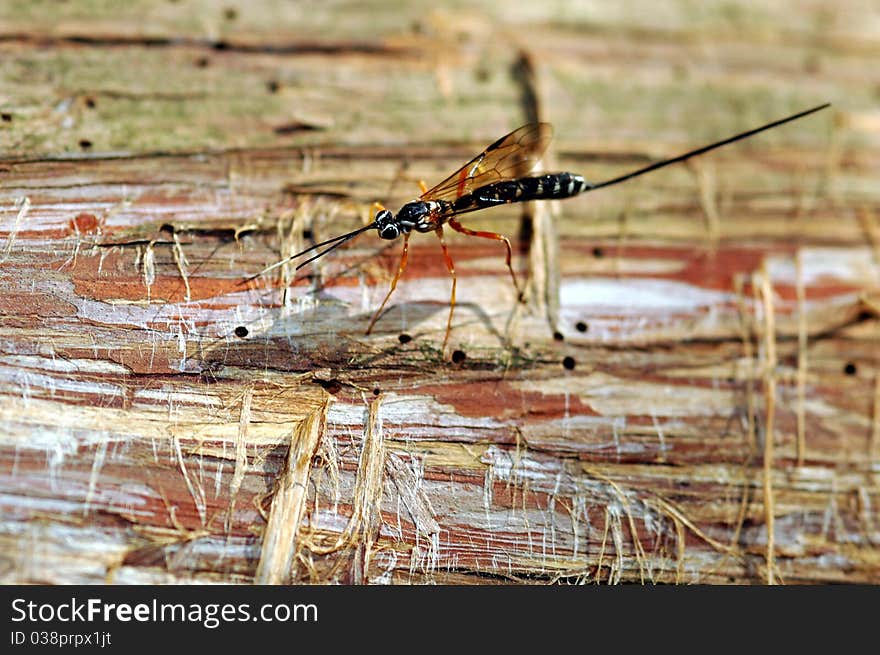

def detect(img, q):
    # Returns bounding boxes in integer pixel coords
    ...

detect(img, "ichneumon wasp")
[245,103,830,351]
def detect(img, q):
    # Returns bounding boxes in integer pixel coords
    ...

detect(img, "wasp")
[247,103,829,350]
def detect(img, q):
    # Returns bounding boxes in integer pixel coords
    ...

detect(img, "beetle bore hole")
[844,362,857,376]
[398,333,412,344]
[266,80,280,94]
[553,331,564,341]
[592,246,604,258]
[372,387,381,396]
[84,97,96,109]
[195,56,210,68]
[562,356,576,370]
[451,350,466,364]
[301,228,313,240]
[1,113,12,122]
[234,326,249,338]
[317,379,342,395]
[575,321,588,333]
[78,139,92,150]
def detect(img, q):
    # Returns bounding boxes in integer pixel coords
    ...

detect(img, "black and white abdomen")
[455,172,589,211]
[517,172,588,200]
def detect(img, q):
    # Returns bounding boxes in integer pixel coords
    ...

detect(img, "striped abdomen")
[452,172,588,212]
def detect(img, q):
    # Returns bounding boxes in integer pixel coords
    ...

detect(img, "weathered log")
[0,1,877,584]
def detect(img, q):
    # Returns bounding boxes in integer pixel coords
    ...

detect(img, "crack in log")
[0,32,411,57]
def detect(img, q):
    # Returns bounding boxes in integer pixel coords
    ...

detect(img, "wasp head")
[375,201,433,240]
[374,209,400,240]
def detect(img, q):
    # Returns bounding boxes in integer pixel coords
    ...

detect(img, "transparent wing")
[420,123,553,202]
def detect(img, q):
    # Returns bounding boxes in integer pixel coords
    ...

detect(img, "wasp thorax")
[396,201,434,233]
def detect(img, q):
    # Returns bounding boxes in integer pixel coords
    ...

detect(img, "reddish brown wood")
[0,1,878,585]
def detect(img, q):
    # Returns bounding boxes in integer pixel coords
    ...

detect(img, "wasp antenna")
[294,229,369,270]
[587,103,831,193]
[240,222,376,285]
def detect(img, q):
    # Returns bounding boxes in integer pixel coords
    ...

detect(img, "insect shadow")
[197,265,509,374]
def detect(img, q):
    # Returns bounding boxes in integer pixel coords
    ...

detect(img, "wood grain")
[0,1,877,584]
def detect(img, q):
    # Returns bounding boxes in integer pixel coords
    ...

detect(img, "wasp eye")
[379,225,399,240]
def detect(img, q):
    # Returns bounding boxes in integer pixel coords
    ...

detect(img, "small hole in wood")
[398,333,412,344]
[78,139,92,150]
[266,80,280,94]
[195,56,210,68]
[234,326,249,338]
[301,228,313,241]
[451,350,466,364]
[844,362,857,376]
[553,331,564,341]
[317,379,342,395]
[213,40,230,51]
[2,112,13,122]
[592,246,604,258]
[562,356,576,370]
[575,321,588,333]
[84,97,96,109]
[372,387,381,396]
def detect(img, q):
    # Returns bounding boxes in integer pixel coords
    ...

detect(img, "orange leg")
[448,218,523,302]
[418,180,429,194]
[366,233,409,335]
[434,225,457,351]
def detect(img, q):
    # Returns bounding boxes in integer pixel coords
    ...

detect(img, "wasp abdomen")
[455,172,588,212]
[522,172,588,199]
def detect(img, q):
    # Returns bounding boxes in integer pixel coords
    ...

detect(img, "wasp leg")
[448,218,523,302]
[434,225,457,351]
[366,233,409,335]
[418,180,429,195]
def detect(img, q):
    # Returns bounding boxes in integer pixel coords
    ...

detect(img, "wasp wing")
[420,123,553,203]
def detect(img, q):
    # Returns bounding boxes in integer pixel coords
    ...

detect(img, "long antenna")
[293,229,369,270]
[241,222,376,284]
[586,103,830,192]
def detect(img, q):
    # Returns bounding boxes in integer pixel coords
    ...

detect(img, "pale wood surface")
[0,1,878,584]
